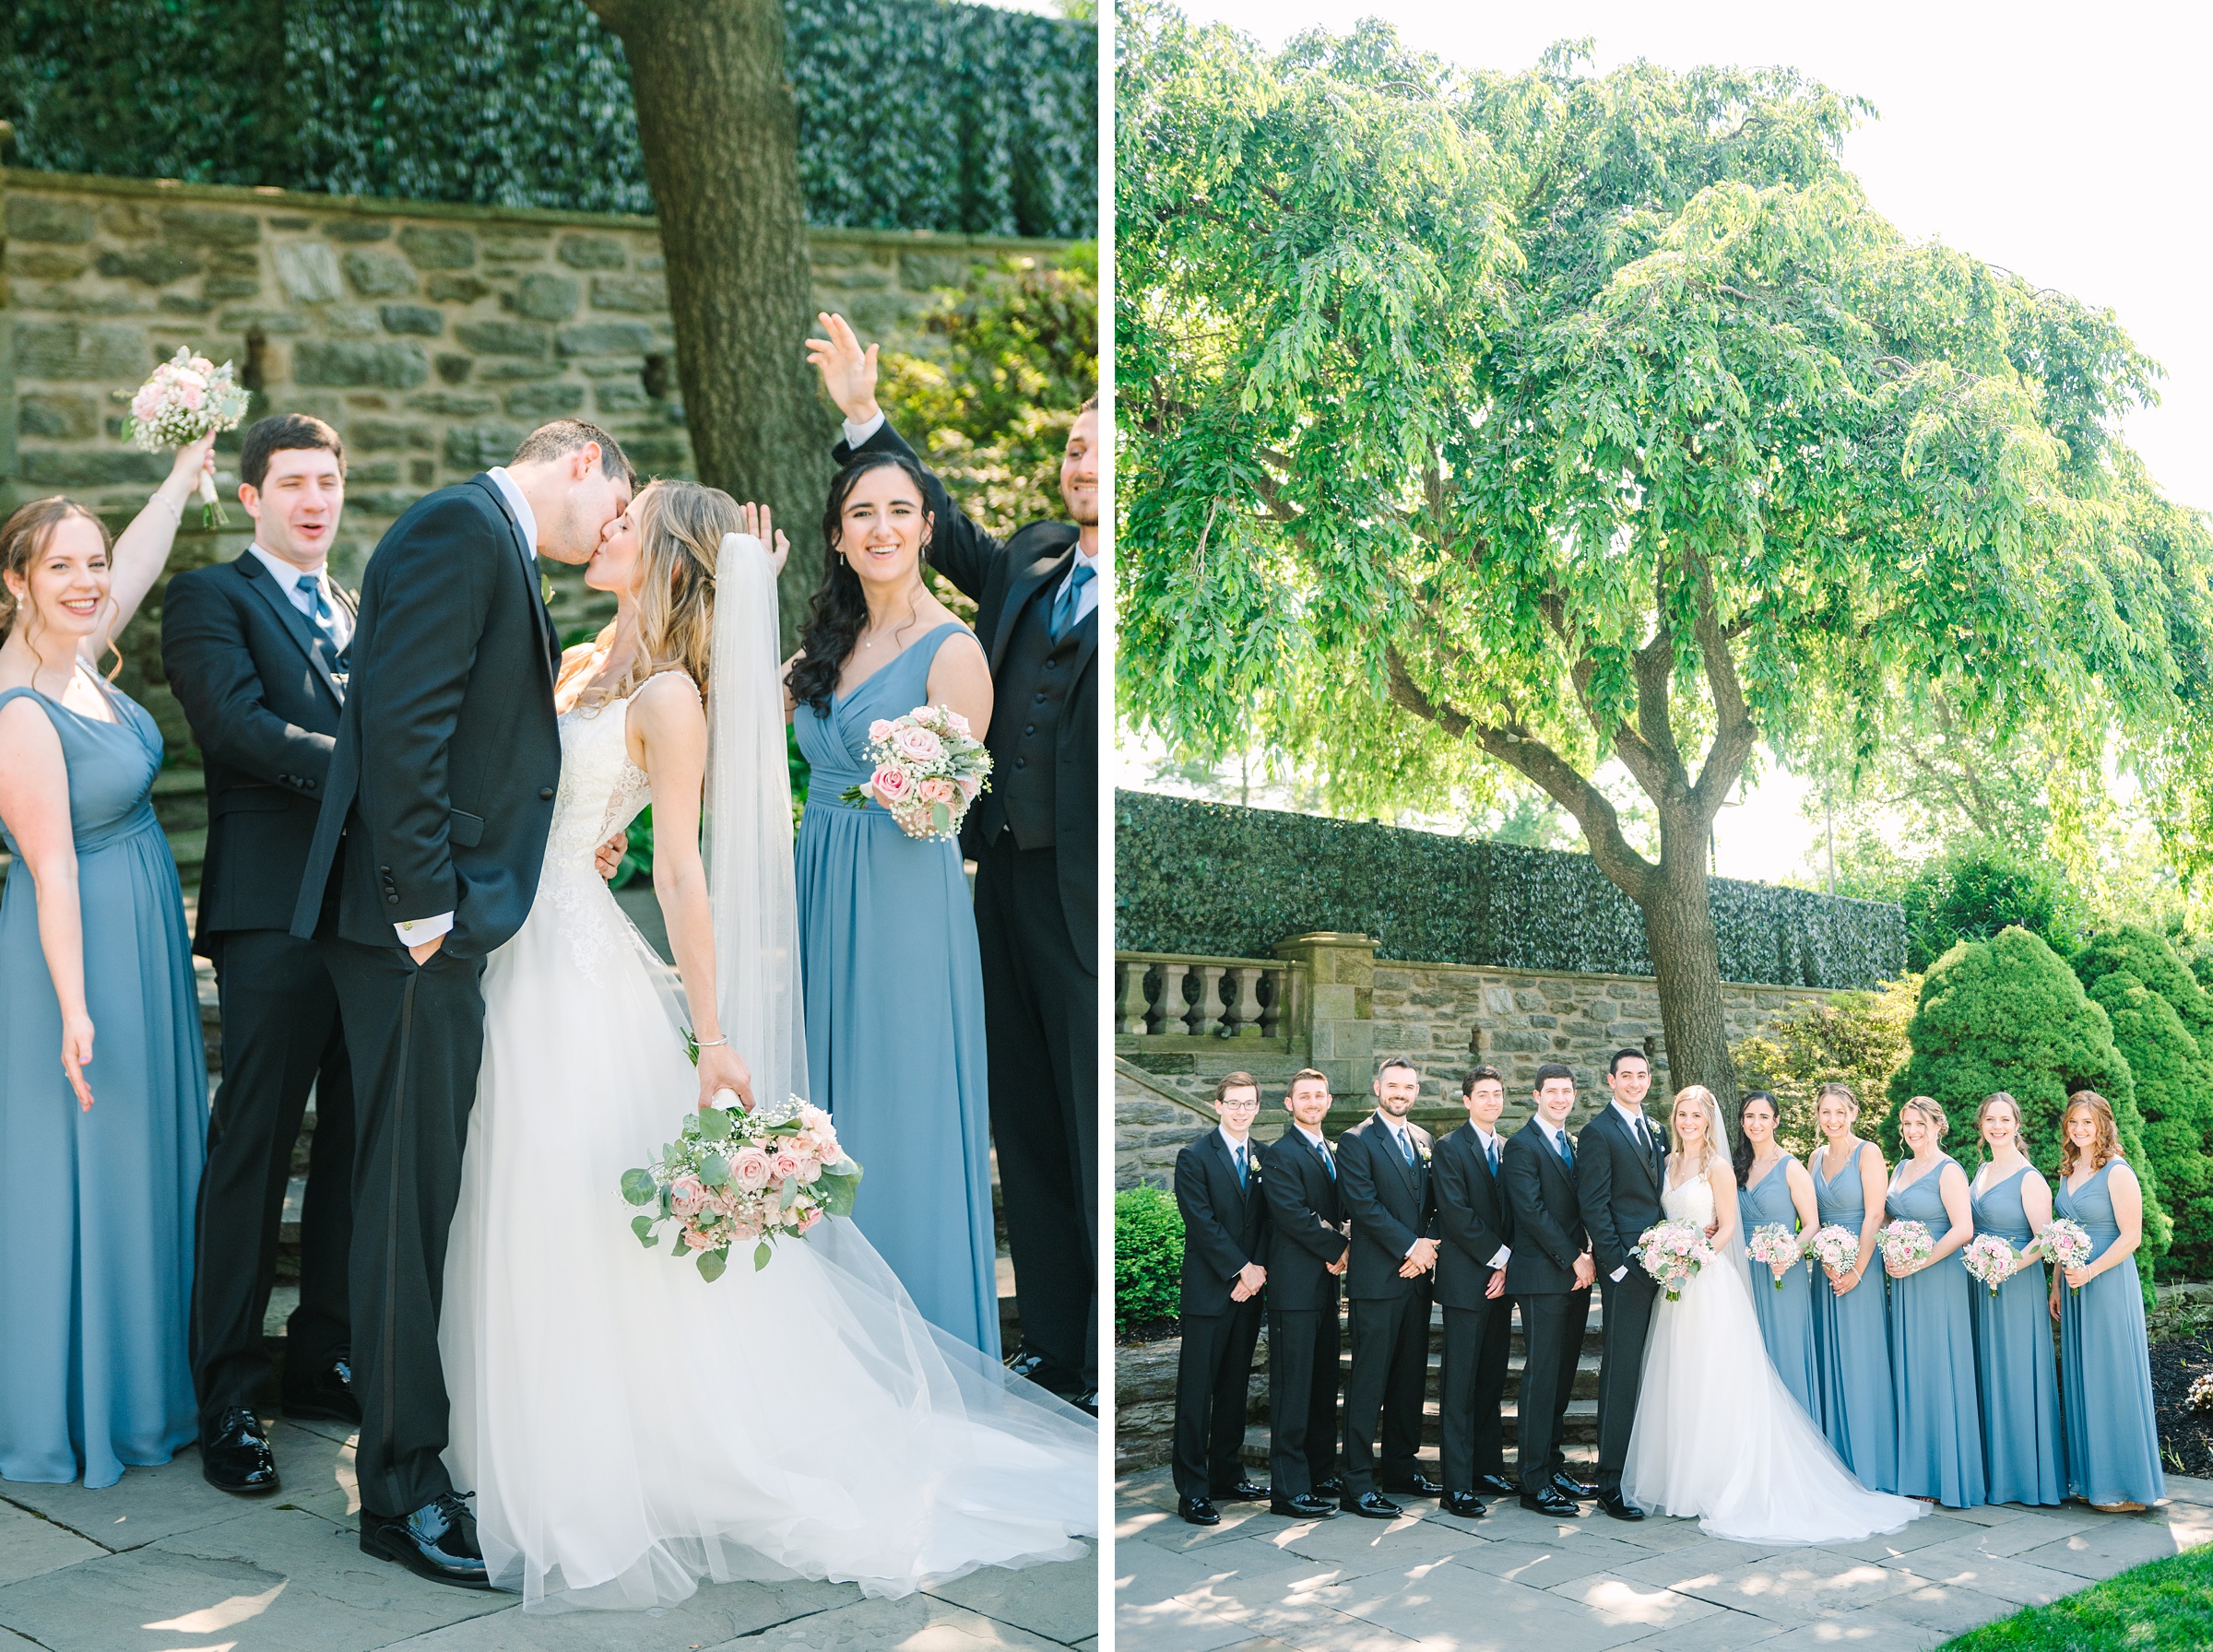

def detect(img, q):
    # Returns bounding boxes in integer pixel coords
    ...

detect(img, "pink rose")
[669,1174,707,1217]
[870,765,913,805]
[682,1228,715,1250]
[794,1157,822,1185]
[771,1150,801,1181]
[732,1146,774,1191]
[799,1103,833,1132]
[815,1129,840,1162]
[919,777,957,806]
[892,725,944,762]
[799,1209,823,1232]
[869,718,894,742]
[956,773,983,802]
[944,710,972,737]
[179,385,205,411]
[787,1133,821,1160]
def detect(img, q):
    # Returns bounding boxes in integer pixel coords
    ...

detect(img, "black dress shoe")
[1178,1496,1221,1526]
[281,1357,361,1424]
[1553,1471,1597,1500]
[1343,1491,1402,1519]
[1440,1491,1488,1517]
[1069,1389,1099,1417]
[199,1407,280,1496]
[1312,1475,1346,1499]
[1383,1470,1442,1496]
[1271,1493,1335,1518]
[1598,1492,1646,1521]
[1474,1472,1518,1497]
[1519,1487,1581,1516]
[360,1493,491,1588]
[1213,1479,1271,1502]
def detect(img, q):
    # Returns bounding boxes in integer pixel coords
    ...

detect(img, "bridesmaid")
[1967,1093,2063,1505]
[0,440,217,1486]
[1885,1095,1986,1508]
[1735,1090,1821,1415]
[787,450,1002,1354]
[1810,1082,1898,1491]
[2052,1090,2164,1512]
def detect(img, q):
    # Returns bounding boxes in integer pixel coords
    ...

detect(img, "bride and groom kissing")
[284,394,1094,1606]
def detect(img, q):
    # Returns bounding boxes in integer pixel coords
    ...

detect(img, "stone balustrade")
[1115,950,1290,1041]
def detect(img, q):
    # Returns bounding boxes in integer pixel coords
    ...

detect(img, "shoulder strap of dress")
[0,685,50,718]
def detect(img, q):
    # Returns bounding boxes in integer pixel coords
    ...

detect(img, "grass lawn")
[1937,1544,2213,1649]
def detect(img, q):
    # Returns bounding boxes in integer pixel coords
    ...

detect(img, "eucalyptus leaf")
[620,1168,657,1206]
[631,1213,657,1248]
[698,1107,733,1142]
[699,1153,729,1189]
[754,1242,773,1272]
[697,1246,728,1283]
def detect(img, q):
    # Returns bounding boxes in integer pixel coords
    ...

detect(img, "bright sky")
[1129,0,2213,882]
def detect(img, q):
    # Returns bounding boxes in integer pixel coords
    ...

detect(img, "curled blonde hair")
[1898,1093,1949,1145]
[1668,1085,1728,1174]
[2060,1091,2121,1178]
[562,479,739,708]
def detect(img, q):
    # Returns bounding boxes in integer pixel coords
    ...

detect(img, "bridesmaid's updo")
[1898,1093,1949,1144]
[1815,1081,1861,1120]
[2061,1090,2122,1178]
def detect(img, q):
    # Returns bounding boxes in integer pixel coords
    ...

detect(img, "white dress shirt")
[1375,1113,1428,1258]
[394,466,538,949]
[1471,1125,1509,1269]
[1607,1102,1654,1281]
[249,543,352,651]
[1218,1127,1255,1186]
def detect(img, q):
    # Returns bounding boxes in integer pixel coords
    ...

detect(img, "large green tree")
[1117,5,2213,1115]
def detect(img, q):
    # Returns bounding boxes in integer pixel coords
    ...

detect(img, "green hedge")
[2,0,1096,238]
[1116,791,1906,989]
[1114,1186,1183,1333]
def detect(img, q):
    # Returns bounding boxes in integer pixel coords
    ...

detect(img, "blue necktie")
[1050,559,1094,641]
[1556,1129,1575,1170]
[1320,1139,1335,1181]
[1234,1144,1248,1189]
[1485,1136,1498,1175]
[1399,1128,1416,1169]
[296,573,335,638]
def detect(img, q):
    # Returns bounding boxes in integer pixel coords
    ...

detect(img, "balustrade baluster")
[1192,964,1227,1037]
[1224,966,1263,1036]
[1118,959,1154,1036]
[1152,962,1191,1037]
[1259,964,1286,1037]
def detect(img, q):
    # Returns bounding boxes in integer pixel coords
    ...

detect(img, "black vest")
[976,577,1079,848]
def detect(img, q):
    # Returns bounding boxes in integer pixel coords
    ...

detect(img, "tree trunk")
[1644,808,1741,1131]
[587,0,833,642]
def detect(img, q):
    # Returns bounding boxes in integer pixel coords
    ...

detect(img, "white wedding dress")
[437,675,1096,1611]
[1620,1167,1923,1544]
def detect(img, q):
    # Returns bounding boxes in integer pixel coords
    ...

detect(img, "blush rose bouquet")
[1747,1223,1805,1289]
[1880,1219,1935,1275]
[1807,1223,1863,1278]
[621,1093,861,1279]
[122,347,251,525]
[840,703,991,840]
[1631,1218,1717,1303]
[1961,1233,2018,1296]
[2039,1218,2095,1289]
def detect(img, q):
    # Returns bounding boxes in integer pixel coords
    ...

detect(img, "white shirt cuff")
[395,912,455,945]
[1610,1265,1627,1283]
[1403,1239,1423,1259]
[1487,1245,1510,1268]
[843,411,886,448]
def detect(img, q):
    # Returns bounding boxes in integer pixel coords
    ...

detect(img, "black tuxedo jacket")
[291,475,562,959]
[1336,1112,1435,1302]
[1577,1104,1668,1281]
[1502,1117,1588,1296]
[1260,1127,1345,1311]
[1175,1129,1269,1318]
[835,419,1095,962]
[1432,1124,1515,1310]
[161,550,354,955]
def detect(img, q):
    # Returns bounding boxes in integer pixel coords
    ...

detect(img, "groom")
[292,420,669,1588]
[1576,1048,1667,1521]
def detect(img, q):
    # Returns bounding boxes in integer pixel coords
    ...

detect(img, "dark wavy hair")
[787,452,935,714]
[1734,1089,1780,1187]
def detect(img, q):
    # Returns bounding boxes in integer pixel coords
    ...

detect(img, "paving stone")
[1818,1511,1979,1563]
[925,1542,1096,1643]
[0,1445,254,1552]
[0,1500,107,1587]
[1594,1610,1783,1650]
[1259,1559,1656,1652]
[1665,1551,1924,1625]
[725,1590,1070,1649]
[1535,1571,1732,1636]
[1275,1513,1485,1573]
[2010,1514,2193,1579]
[1730,1607,1944,1651]
[1872,1570,2031,1638]
[384,1576,857,1648]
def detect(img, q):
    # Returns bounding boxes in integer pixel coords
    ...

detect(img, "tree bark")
[1645,808,1742,1128]
[586,0,834,639]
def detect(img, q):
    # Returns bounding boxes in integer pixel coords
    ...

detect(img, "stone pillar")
[1272,932,1378,1097]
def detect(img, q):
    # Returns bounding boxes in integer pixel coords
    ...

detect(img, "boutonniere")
[540,572,557,608]
[1416,1146,1433,1165]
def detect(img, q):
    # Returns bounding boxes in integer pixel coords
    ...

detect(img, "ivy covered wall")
[2,0,1096,239]
[1117,790,1907,991]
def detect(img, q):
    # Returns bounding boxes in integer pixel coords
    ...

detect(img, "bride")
[1621,1086,1922,1545]
[436,479,1096,1611]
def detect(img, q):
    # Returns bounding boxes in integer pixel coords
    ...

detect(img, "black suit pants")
[1515,1288,1590,1493]
[1342,1290,1429,1494]
[1595,1268,1660,1493]
[974,831,1095,1390]
[1266,1304,1340,1496]
[1172,1301,1262,1499]
[1439,1296,1513,1493]
[320,932,488,1519]
[190,929,355,1429]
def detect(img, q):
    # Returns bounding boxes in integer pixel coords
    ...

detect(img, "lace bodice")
[537,681,674,981]
[1663,1169,1717,1228]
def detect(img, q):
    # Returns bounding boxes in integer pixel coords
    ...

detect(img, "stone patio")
[1114,1465,2213,1651]
[0,1420,1098,1652]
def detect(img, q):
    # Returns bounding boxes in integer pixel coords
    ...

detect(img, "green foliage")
[1933,1545,2213,1652]
[1116,790,1904,987]
[1898,848,2091,973]
[1114,1186,1184,1333]
[2,0,1097,237]
[2075,924,2213,1039]
[1887,926,2170,1285]
[1730,976,1919,1155]
[2084,973,2213,1280]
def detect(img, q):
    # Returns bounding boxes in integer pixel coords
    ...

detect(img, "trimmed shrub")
[1730,975,1919,1157]
[1114,1186,1183,1335]
[2075,924,2213,1040]
[2084,972,2213,1280]
[1888,926,2170,1289]
[1899,848,2089,973]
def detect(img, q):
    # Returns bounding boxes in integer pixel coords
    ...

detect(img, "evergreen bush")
[2075,924,2213,1040]
[1887,926,2170,1290]
[1898,848,2089,973]
[1729,976,1919,1157]
[1113,1186,1183,1335]
[2082,968,2213,1280]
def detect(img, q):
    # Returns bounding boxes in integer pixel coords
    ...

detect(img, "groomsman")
[810,313,1100,1410]
[1336,1056,1441,1518]
[1172,1073,1272,1526]
[161,415,359,1495]
[1433,1065,1517,1516]
[1577,1048,1667,1521]
[1501,1063,1594,1516]
[1260,1068,1347,1518]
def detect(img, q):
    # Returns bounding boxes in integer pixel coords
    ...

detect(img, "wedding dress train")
[1620,1170,1923,1545]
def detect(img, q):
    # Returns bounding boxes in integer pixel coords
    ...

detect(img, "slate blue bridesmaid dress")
[1813,1139,1898,1491]
[1886,1154,1986,1507]
[0,678,207,1488]
[1743,1156,1820,1417]
[793,622,999,1356]
[1968,1164,2063,1505]
[2055,1160,2164,1507]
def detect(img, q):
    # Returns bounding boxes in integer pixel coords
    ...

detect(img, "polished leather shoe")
[1343,1491,1402,1519]
[1598,1492,1646,1521]
[1214,1479,1271,1502]
[1383,1470,1442,1496]
[1473,1471,1518,1497]
[360,1493,491,1588]
[1178,1496,1221,1526]
[1439,1491,1488,1517]
[1312,1475,1346,1499]
[1271,1493,1334,1518]
[281,1357,361,1424]
[1553,1471,1597,1500]
[1069,1389,1099,1417]
[1519,1487,1581,1516]
[199,1407,280,1496]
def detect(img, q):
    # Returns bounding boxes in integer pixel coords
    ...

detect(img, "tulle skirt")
[440,870,1096,1611]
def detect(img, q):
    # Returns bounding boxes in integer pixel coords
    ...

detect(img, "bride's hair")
[565,478,738,707]
[1668,1084,1729,1175]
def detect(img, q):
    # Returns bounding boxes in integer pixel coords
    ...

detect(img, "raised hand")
[804,312,881,427]
[738,502,791,576]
